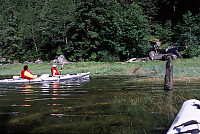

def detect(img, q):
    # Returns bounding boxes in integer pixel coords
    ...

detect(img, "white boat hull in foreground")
[167,99,200,134]
[0,72,90,83]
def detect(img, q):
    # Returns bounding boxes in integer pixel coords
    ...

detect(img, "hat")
[53,65,57,67]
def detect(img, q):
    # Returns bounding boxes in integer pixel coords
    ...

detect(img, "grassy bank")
[0,57,200,79]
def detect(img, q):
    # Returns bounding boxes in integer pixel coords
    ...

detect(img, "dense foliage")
[0,0,199,62]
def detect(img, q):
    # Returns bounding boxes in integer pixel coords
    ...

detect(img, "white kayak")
[167,99,200,134]
[41,72,90,81]
[0,72,90,83]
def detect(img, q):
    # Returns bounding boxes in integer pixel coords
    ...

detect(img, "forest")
[0,0,199,62]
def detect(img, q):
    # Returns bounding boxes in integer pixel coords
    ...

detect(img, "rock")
[149,51,156,60]
[7,59,12,63]
[13,60,18,63]
[53,59,58,63]
[13,60,20,64]
[149,51,162,60]
[35,59,43,64]
[52,55,69,65]
[0,58,6,63]
[57,55,68,64]
[24,61,30,64]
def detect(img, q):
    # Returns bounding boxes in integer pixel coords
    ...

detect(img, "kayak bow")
[167,99,200,134]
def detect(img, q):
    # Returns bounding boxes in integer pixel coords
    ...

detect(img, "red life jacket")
[51,67,59,76]
[21,70,33,79]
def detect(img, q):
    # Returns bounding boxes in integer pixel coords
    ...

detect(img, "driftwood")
[166,47,183,59]
[149,51,162,60]
[164,56,173,91]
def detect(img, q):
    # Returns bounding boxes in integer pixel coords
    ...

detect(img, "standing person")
[51,65,62,76]
[21,65,37,79]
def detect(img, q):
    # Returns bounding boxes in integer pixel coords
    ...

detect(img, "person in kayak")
[51,65,62,76]
[21,65,37,79]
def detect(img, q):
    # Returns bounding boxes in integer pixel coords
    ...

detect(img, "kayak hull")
[59,72,90,80]
[0,72,90,83]
[0,78,42,83]
[41,72,90,81]
[167,99,200,134]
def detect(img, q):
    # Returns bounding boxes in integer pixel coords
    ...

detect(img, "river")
[0,75,199,133]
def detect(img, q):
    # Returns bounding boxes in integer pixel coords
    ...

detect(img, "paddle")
[60,63,64,75]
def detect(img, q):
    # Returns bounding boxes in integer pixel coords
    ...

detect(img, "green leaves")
[175,11,200,58]
[0,0,199,62]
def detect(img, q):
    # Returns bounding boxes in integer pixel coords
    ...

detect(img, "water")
[0,75,200,133]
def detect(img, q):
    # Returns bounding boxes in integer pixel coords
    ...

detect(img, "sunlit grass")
[0,57,200,79]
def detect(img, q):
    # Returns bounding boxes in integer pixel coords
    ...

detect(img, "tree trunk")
[164,56,173,91]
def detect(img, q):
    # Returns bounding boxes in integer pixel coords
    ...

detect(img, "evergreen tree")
[0,0,23,61]
[66,0,107,61]
[18,0,42,61]
[105,1,151,61]
[175,11,200,58]
[39,0,76,61]
[152,20,174,44]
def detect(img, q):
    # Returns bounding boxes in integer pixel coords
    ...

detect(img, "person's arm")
[24,71,37,79]
[52,70,56,76]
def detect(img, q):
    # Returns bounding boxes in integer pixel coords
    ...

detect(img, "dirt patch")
[132,64,142,74]
[174,77,200,81]
[137,78,163,82]
[137,77,200,82]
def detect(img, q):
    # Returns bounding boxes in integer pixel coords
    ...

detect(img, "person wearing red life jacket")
[51,65,62,76]
[21,65,37,79]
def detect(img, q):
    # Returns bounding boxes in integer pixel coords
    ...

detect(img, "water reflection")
[0,76,200,133]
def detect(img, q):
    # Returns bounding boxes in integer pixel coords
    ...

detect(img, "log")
[164,56,173,91]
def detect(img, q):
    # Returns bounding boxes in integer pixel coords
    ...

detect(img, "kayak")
[0,77,42,83]
[0,72,90,83]
[167,99,200,134]
[41,72,90,81]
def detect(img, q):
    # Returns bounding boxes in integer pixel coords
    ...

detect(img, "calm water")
[0,75,200,133]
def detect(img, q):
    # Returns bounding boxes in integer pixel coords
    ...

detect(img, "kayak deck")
[167,99,200,134]
[41,72,90,81]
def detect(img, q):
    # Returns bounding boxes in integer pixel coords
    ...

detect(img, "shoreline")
[0,57,199,82]
[137,77,200,82]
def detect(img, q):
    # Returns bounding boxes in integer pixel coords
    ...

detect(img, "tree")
[152,20,174,44]
[105,1,151,60]
[0,0,23,61]
[39,0,76,61]
[66,0,108,61]
[175,11,200,58]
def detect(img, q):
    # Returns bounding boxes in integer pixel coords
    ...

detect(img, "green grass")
[0,57,200,78]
